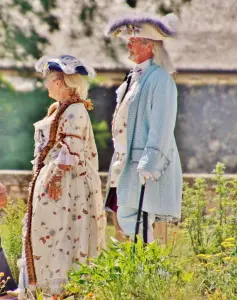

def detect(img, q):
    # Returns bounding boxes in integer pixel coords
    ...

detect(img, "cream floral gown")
[28,102,106,294]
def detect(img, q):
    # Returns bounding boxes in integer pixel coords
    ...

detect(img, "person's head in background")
[0,183,7,209]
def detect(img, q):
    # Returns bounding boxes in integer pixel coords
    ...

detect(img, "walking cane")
[134,183,148,244]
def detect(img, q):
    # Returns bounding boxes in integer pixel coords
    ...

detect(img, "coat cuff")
[136,148,171,181]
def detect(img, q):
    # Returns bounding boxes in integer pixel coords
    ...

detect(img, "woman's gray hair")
[152,41,176,74]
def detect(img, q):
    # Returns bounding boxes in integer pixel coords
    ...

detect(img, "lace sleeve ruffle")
[54,137,81,166]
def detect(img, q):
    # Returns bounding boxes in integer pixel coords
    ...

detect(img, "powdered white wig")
[152,41,176,74]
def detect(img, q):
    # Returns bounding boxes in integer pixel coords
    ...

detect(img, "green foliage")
[0,0,193,63]
[126,0,137,8]
[88,76,109,89]
[0,80,51,170]
[0,198,26,281]
[65,237,197,300]
[40,0,57,11]
[159,0,192,14]
[182,162,237,255]
[0,0,59,60]
[0,161,236,299]
[0,77,110,170]
[63,162,237,299]
[195,238,237,299]
[91,120,110,150]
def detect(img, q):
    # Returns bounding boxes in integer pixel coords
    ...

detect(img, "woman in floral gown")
[22,55,106,297]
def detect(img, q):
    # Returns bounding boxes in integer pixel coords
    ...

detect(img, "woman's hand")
[46,181,62,201]
[45,164,70,200]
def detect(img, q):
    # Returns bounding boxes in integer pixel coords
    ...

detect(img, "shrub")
[182,162,237,255]
[65,237,196,300]
[195,237,237,299]
[0,198,26,281]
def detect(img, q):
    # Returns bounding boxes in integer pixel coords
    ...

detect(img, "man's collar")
[133,58,152,73]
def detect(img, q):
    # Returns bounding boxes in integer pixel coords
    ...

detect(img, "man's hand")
[138,170,155,185]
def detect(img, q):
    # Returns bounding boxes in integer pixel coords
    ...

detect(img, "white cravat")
[134,58,151,73]
[128,59,152,83]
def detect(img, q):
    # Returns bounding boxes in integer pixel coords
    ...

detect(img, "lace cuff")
[137,147,171,181]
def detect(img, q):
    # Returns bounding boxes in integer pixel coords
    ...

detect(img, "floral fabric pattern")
[29,103,106,294]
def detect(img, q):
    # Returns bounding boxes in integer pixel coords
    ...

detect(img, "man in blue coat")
[105,13,182,242]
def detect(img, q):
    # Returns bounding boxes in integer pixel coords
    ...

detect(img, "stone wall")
[176,84,237,173]
[89,86,116,171]
[0,170,236,202]
[0,170,108,201]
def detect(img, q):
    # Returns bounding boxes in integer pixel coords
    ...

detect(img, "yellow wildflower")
[223,257,231,261]
[208,289,228,300]
[208,207,217,213]
[230,257,237,263]
[0,272,4,277]
[196,254,212,259]
[224,238,235,243]
[221,242,235,248]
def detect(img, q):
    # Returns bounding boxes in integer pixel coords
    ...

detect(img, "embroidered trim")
[25,96,83,285]
[59,133,82,140]
[60,139,81,160]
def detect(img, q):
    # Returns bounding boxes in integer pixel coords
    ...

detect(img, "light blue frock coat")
[107,63,182,220]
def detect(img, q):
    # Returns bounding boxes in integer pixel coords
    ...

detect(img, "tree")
[126,0,192,13]
[80,0,192,37]
[0,0,59,62]
[0,0,193,64]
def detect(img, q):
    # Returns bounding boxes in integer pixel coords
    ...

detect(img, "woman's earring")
[57,87,60,98]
